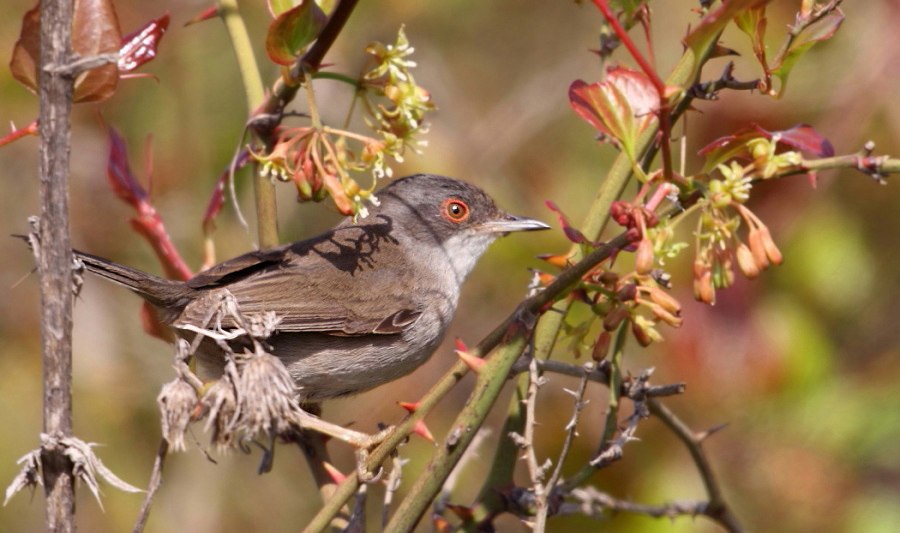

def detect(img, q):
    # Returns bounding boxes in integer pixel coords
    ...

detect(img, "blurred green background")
[2,1,899,531]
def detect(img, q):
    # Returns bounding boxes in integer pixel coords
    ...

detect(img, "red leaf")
[545,201,587,244]
[568,67,658,152]
[107,127,148,208]
[771,124,834,158]
[118,13,169,73]
[699,123,834,172]
[265,0,327,66]
[106,128,192,281]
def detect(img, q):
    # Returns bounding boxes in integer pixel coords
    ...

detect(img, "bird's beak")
[479,214,551,234]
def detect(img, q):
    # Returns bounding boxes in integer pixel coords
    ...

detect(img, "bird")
[75,174,549,402]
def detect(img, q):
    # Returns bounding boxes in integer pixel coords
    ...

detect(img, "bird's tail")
[75,250,191,310]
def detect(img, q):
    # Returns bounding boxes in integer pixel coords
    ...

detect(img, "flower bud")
[598,271,619,286]
[635,237,655,275]
[758,225,783,265]
[735,243,760,278]
[603,306,629,331]
[748,228,770,270]
[592,331,611,362]
[694,267,715,305]
[648,286,681,314]
[632,319,652,347]
[651,304,683,328]
[616,283,637,302]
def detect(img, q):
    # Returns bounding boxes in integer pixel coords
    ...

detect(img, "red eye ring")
[441,198,470,223]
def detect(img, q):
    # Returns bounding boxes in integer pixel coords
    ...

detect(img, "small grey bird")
[76,174,549,401]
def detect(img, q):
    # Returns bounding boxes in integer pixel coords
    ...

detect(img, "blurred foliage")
[1,1,898,532]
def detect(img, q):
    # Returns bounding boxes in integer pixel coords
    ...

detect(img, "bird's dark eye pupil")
[451,204,462,215]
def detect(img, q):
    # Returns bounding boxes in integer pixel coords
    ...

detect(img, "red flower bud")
[603,306,629,331]
[592,331,611,362]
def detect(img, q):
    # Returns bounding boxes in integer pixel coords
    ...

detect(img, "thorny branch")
[649,398,742,533]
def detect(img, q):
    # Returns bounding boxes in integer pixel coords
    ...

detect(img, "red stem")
[592,0,665,95]
[592,0,674,181]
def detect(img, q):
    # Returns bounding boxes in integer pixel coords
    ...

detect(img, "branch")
[37,0,77,528]
[648,398,742,533]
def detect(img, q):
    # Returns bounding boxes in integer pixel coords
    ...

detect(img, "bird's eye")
[441,199,470,223]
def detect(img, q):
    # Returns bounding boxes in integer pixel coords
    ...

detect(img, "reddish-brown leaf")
[71,0,122,102]
[10,0,121,101]
[9,2,41,93]
[699,123,833,172]
[771,124,834,158]
[545,201,587,244]
[118,13,169,73]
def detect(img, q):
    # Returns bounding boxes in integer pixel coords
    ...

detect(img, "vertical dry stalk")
[37,0,77,530]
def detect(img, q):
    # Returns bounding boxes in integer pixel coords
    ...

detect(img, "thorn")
[432,514,453,532]
[696,422,729,443]
[184,5,219,27]
[397,400,421,413]
[412,419,436,445]
[445,503,474,522]
[322,461,346,484]
[456,340,486,374]
[455,338,468,353]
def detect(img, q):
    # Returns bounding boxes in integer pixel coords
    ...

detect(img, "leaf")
[568,67,658,157]
[10,0,122,102]
[267,0,294,17]
[770,124,834,157]
[265,0,327,66]
[609,0,645,28]
[683,0,771,80]
[118,13,169,73]
[699,126,762,172]
[769,11,844,97]
[9,2,41,93]
[106,127,192,281]
[734,6,767,68]
[71,0,122,103]
[699,123,833,171]
[545,201,587,244]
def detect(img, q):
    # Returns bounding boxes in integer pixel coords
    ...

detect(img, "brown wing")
[177,221,424,336]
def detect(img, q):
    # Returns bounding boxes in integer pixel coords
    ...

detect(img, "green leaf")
[683,0,771,81]
[734,6,767,68]
[769,11,844,97]
[265,0,327,66]
[267,0,294,17]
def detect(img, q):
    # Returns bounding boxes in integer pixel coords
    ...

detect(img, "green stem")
[304,232,638,532]
[216,0,279,248]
